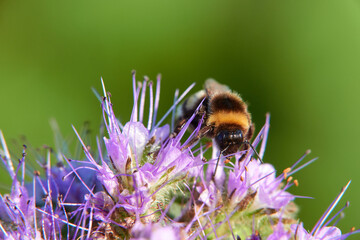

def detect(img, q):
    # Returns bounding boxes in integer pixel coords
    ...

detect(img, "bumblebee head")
[215,129,244,154]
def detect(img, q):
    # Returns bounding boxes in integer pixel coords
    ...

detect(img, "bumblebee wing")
[204,79,231,96]
[174,89,207,135]
[175,90,206,121]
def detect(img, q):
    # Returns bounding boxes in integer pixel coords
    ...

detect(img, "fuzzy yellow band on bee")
[207,111,250,129]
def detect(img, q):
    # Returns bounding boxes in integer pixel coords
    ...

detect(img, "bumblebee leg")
[212,145,229,178]
[181,125,212,150]
[168,118,187,139]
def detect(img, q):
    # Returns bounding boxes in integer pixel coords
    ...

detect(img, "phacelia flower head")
[0,72,358,240]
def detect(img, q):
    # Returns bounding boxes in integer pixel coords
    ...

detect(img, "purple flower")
[267,222,292,240]
[0,72,358,240]
[0,140,64,239]
[131,221,182,240]
[69,73,202,237]
[291,223,341,240]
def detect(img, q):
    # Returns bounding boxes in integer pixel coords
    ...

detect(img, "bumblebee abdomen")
[210,92,247,113]
[207,92,250,131]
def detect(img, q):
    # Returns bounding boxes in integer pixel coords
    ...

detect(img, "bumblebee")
[175,79,257,161]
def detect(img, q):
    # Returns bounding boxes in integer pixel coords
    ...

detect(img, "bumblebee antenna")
[213,152,222,178]
[244,140,263,163]
[213,146,229,178]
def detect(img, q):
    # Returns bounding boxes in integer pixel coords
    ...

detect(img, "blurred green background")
[0,0,359,237]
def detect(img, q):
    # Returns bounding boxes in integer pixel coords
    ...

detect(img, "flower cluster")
[0,72,358,239]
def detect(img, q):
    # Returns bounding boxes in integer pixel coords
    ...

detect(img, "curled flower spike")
[0,72,358,240]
